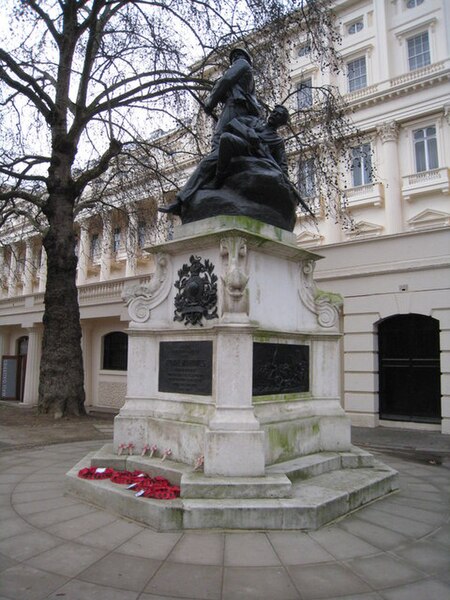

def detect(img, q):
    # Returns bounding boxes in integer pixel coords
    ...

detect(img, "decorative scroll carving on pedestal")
[298,260,343,328]
[173,255,218,326]
[122,253,172,323]
[220,236,249,316]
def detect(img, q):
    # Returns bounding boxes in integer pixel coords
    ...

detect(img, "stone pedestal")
[115,216,350,476]
[68,216,398,530]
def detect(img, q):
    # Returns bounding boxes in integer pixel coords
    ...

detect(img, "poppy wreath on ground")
[77,467,180,499]
[110,470,151,485]
[140,487,180,499]
[78,467,115,480]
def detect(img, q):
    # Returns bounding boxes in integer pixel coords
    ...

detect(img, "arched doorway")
[378,314,441,423]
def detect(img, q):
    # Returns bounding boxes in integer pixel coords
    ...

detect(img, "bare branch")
[74,137,122,194]
[0,52,54,119]
[24,0,62,46]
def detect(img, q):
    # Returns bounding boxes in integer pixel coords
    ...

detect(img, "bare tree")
[0,0,352,417]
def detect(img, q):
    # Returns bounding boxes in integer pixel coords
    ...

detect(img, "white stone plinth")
[69,216,397,530]
[115,216,349,477]
[204,430,266,476]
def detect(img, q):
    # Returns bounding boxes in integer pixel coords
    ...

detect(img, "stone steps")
[65,445,399,531]
[266,446,374,481]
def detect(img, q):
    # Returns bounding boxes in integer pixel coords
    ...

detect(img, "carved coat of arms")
[174,255,218,326]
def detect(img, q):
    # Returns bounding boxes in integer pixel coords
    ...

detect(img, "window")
[297,78,313,109]
[347,56,367,92]
[17,336,29,356]
[90,233,100,260]
[16,254,25,274]
[348,20,364,35]
[113,227,121,253]
[298,42,311,58]
[413,126,438,172]
[407,32,430,71]
[103,331,128,370]
[298,157,315,199]
[406,0,424,8]
[138,220,148,248]
[351,143,372,186]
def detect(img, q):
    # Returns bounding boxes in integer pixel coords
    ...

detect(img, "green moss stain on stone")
[268,428,292,455]
[314,289,343,306]
[232,216,265,235]
[226,215,285,242]
[253,392,303,404]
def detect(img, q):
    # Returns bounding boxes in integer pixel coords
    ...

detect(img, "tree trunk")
[38,191,85,418]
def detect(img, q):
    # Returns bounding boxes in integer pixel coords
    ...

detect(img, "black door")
[17,336,28,402]
[378,314,441,423]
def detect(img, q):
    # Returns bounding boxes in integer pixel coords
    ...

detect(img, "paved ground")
[0,403,114,451]
[0,407,449,599]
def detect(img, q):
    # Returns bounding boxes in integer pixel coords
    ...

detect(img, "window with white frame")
[113,227,121,253]
[407,31,430,70]
[413,126,438,172]
[350,143,372,187]
[297,78,313,109]
[348,20,364,35]
[298,157,315,199]
[347,56,367,92]
[298,41,311,58]
[90,233,100,260]
[406,0,424,8]
[138,220,148,248]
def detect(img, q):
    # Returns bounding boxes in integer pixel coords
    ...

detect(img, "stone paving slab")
[0,441,449,599]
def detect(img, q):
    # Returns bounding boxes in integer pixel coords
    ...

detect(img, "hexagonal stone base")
[65,444,398,531]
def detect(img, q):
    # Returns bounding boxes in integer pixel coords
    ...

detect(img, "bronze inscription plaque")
[159,341,212,395]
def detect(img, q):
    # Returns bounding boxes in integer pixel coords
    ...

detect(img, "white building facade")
[1,0,449,432]
[294,0,450,433]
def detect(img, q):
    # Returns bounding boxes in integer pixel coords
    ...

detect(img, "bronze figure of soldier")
[159,105,290,216]
[159,48,259,216]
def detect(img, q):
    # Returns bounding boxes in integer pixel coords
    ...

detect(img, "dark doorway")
[17,336,29,402]
[378,314,441,423]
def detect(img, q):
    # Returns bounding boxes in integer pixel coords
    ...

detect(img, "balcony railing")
[344,84,379,103]
[390,60,448,89]
[78,275,151,304]
[344,182,384,208]
[0,274,151,310]
[402,167,450,201]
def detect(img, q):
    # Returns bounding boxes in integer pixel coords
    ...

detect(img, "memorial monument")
[67,49,398,530]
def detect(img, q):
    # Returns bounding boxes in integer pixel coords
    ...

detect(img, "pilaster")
[100,213,112,281]
[7,244,17,297]
[377,121,403,234]
[23,239,34,295]
[125,209,138,277]
[0,247,6,298]
[38,246,47,292]
[77,222,90,285]
[22,326,42,406]
[374,0,390,80]
[81,323,93,407]
[0,329,11,358]
[205,324,265,477]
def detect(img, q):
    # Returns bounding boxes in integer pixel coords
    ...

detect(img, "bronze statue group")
[160,48,310,229]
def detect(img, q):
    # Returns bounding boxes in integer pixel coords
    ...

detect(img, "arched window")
[102,332,128,371]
